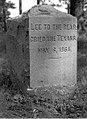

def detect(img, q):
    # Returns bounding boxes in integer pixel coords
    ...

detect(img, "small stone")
[13,94,23,103]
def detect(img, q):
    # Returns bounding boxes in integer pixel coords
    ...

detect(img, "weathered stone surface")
[6,14,29,87]
[29,5,77,88]
[6,5,77,90]
[0,33,6,55]
[0,33,7,74]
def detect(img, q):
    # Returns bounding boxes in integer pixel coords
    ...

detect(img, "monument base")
[34,84,77,101]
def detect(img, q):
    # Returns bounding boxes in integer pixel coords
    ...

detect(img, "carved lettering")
[44,24,50,30]
[30,36,56,42]
[59,46,71,52]
[31,23,42,30]
[63,24,77,30]
[38,47,49,53]
[53,24,62,30]
[30,23,77,31]
[30,35,76,42]
[57,35,76,41]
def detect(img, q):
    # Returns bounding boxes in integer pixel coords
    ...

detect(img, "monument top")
[29,4,76,19]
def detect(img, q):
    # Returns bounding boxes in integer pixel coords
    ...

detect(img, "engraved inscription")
[29,16,77,88]
[30,23,77,31]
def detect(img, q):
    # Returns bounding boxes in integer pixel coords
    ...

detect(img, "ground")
[0,41,86,118]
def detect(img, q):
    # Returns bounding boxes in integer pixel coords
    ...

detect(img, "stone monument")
[29,5,77,89]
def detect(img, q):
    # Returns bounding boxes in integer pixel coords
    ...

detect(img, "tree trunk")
[70,0,84,17]
[37,0,40,5]
[19,0,22,15]
[2,0,7,32]
[70,0,76,16]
